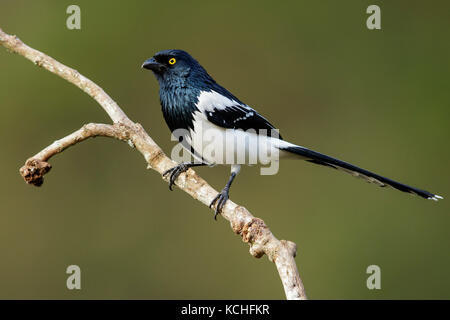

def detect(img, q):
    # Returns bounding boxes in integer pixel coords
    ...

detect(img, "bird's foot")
[163,162,192,191]
[209,187,230,220]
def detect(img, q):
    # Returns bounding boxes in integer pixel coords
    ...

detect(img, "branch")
[0,27,307,300]
[19,123,128,186]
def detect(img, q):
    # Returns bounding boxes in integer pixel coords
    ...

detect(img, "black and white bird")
[142,49,442,218]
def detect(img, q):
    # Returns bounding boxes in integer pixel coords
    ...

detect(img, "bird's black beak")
[142,58,165,73]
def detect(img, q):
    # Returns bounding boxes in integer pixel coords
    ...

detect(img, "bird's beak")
[142,58,165,73]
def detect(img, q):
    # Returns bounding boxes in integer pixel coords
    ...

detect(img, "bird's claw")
[209,188,229,220]
[163,163,189,191]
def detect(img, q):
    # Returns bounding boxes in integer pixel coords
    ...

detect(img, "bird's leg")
[210,165,241,220]
[210,173,237,220]
[163,162,206,191]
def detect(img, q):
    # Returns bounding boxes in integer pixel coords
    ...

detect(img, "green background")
[0,0,449,299]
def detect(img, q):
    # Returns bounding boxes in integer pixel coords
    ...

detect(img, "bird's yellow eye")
[169,58,176,65]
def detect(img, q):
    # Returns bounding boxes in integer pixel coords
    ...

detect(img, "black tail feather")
[281,145,442,201]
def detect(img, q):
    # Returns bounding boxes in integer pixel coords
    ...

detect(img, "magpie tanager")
[142,49,442,219]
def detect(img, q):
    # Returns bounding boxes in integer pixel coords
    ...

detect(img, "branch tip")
[19,159,52,187]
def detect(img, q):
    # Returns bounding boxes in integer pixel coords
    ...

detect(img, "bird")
[142,49,442,219]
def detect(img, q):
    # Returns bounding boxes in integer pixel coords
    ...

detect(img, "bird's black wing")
[205,105,283,139]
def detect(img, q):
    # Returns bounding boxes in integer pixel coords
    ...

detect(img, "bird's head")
[142,49,210,86]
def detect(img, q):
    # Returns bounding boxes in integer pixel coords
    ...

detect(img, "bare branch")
[1,27,307,300]
[19,123,127,186]
[0,29,129,124]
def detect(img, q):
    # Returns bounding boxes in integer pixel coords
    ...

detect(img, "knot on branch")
[19,159,52,186]
[34,58,44,67]
[231,209,269,258]
[280,240,297,258]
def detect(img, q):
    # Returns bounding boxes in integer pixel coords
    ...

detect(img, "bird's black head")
[142,49,211,86]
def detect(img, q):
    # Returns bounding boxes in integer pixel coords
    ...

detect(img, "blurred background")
[0,0,449,299]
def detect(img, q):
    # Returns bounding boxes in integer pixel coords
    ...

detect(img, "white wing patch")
[195,90,242,112]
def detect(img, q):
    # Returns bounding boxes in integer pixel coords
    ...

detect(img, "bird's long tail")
[279,145,442,201]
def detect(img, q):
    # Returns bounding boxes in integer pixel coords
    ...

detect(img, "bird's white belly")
[187,113,288,165]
